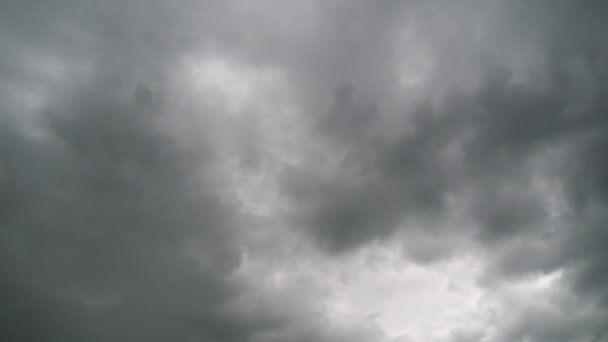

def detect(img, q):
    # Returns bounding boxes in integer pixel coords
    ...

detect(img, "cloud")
[1,0,608,341]
[0,1,374,340]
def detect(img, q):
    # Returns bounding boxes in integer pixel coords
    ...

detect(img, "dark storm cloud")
[281,0,607,249]
[0,75,253,340]
[284,68,562,251]
[3,0,608,341]
[275,1,608,341]
[0,1,381,341]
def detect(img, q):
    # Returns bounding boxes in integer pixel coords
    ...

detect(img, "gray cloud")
[0,1,374,341]
[0,77,247,340]
[2,0,608,341]
[275,1,608,341]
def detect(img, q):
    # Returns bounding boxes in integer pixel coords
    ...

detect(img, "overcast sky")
[1,0,608,341]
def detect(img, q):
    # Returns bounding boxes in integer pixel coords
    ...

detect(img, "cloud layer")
[1,1,608,341]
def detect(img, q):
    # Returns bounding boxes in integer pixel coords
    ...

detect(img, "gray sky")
[1,0,608,341]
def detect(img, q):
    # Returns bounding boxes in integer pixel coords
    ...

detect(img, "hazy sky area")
[1,0,608,341]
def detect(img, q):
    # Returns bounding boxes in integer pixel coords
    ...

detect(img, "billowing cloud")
[1,0,608,341]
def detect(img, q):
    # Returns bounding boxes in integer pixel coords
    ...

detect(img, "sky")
[1,0,608,341]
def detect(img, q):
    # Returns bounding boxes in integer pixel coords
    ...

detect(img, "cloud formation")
[1,0,608,341]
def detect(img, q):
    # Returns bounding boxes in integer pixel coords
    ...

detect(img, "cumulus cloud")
[1,0,608,341]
